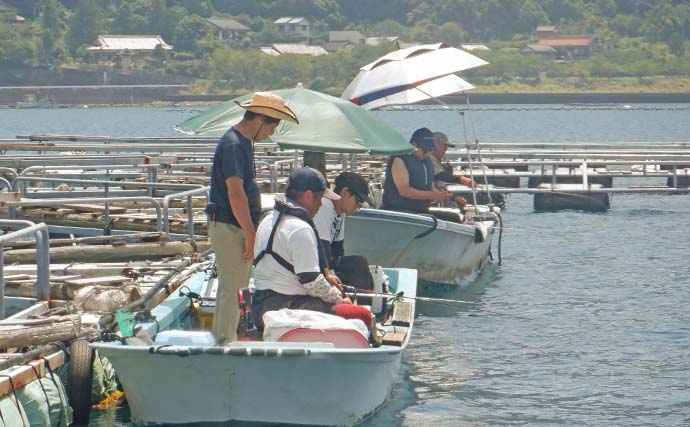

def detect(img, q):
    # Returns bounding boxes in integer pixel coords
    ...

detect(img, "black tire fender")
[68,339,95,426]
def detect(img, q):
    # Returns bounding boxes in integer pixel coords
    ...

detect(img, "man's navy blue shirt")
[207,128,261,227]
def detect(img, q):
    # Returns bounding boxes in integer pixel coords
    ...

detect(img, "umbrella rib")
[352,74,456,106]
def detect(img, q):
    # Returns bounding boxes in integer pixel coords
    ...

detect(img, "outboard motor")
[368,265,389,320]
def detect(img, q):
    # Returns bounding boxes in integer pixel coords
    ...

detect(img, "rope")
[0,375,27,427]
[380,105,690,112]
[28,365,51,418]
[389,214,438,267]
[41,357,65,427]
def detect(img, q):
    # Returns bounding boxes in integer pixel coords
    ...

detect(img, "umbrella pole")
[458,109,479,207]
[463,95,495,208]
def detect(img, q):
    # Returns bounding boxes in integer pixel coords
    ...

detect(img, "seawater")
[2,105,689,426]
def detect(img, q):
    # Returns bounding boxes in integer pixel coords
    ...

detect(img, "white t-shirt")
[253,209,320,295]
[313,198,345,243]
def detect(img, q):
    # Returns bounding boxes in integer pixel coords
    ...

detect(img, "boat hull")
[96,343,402,425]
[93,266,418,425]
[345,209,495,286]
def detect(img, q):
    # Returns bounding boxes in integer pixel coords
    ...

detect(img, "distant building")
[520,44,557,59]
[274,17,311,41]
[461,43,490,52]
[365,36,399,46]
[397,41,421,49]
[535,26,557,39]
[325,31,365,52]
[260,47,281,56]
[261,43,328,56]
[206,17,250,41]
[87,35,173,66]
[533,26,596,59]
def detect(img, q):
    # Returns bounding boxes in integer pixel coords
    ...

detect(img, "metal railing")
[162,186,210,238]
[11,176,201,199]
[0,220,50,319]
[7,196,164,232]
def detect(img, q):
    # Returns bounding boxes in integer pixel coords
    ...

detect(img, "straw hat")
[235,91,299,124]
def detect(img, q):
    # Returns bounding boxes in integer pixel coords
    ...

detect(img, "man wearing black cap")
[382,127,452,213]
[252,167,373,331]
[206,91,298,344]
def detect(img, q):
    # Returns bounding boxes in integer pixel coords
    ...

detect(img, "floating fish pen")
[1,219,214,424]
[442,141,690,211]
[5,134,690,219]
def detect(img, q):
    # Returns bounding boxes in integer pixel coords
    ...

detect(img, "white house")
[206,17,250,41]
[274,17,311,40]
[261,43,328,56]
[87,35,173,65]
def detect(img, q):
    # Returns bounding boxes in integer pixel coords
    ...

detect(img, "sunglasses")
[351,191,366,205]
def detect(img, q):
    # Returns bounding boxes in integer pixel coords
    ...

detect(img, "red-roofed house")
[534,26,596,59]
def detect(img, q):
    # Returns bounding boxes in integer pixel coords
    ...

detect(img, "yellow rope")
[92,390,125,410]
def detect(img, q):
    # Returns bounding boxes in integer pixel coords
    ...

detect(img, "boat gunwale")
[351,208,496,236]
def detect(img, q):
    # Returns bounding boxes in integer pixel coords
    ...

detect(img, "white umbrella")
[342,43,488,109]
[354,74,475,110]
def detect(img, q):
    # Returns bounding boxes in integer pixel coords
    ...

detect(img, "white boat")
[93,262,418,426]
[345,205,500,286]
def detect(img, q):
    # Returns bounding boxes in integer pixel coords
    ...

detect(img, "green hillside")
[1,1,689,94]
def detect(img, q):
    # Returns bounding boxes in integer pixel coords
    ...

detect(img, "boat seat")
[278,328,370,348]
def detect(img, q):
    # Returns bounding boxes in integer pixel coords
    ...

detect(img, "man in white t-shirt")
[251,167,373,330]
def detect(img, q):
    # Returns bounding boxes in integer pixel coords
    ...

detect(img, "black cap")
[286,167,340,200]
[334,172,372,204]
[410,127,437,151]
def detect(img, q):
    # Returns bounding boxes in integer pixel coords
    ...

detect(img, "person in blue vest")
[382,127,459,213]
[252,167,373,331]
[206,91,298,344]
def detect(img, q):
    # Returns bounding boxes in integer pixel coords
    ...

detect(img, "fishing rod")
[341,284,481,306]
[342,285,535,320]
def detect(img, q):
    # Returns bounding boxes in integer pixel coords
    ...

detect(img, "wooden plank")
[0,192,20,202]
[2,274,32,282]
[382,330,407,346]
[62,204,127,214]
[64,275,133,287]
[0,351,66,398]
[391,302,413,327]
[0,314,80,349]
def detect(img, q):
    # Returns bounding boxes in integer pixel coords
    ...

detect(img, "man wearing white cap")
[206,91,298,344]
[429,131,477,208]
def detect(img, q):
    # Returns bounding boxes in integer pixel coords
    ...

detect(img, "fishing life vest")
[254,199,329,275]
[382,154,434,213]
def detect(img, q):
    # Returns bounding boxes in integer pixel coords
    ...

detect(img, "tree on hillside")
[174,15,213,54]
[371,19,406,37]
[111,0,147,34]
[437,22,466,46]
[67,0,101,54]
[0,20,40,68]
[643,3,690,55]
[40,0,68,64]
[149,0,176,41]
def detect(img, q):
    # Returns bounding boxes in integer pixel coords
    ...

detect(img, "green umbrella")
[176,86,411,155]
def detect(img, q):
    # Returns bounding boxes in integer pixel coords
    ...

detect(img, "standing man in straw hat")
[206,91,298,344]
